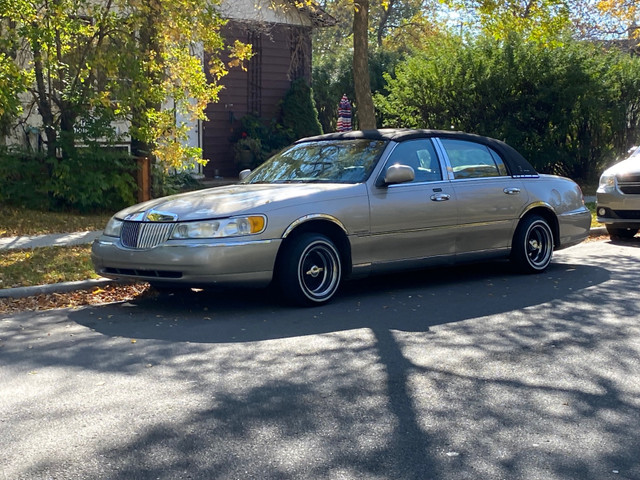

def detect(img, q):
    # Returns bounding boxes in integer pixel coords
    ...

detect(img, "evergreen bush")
[0,148,52,210]
[281,78,323,139]
[0,147,137,212]
[376,34,640,183]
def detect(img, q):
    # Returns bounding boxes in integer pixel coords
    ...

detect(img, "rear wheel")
[278,233,342,306]
[511,215,554,273]
[606,225,638,241]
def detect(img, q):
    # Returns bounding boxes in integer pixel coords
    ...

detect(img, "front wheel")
[277,233,342,306]
[511,215,554,273]
[606,225,638,241]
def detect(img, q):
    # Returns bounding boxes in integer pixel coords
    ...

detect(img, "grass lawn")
[0,206,108,289]
[0,245,98,289]
[585,202,601,228]
[0,206,111,237]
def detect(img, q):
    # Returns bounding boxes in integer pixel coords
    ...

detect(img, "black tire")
[278,233,342,306]
[606,225,638,241]
[511,215,554,273]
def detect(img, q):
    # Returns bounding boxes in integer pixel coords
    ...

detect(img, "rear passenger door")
[436,138,529,254]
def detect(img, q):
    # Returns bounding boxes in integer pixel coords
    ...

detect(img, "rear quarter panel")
[521,175,591,248]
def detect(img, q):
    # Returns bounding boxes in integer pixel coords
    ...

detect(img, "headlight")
[597,173,616,192]
[170,215,266,239]
[104,217,123,237]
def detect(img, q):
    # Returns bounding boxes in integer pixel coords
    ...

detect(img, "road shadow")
[70,260,610,344]
[8,250,640,480]
[607,235,640,248]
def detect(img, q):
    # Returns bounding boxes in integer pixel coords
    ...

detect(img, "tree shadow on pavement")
[5,250,640,480]
[70,260,610,344]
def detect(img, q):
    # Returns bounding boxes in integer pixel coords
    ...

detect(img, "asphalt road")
[2,238,639,480]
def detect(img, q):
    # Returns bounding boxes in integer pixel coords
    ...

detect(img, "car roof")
[297,128,539,177]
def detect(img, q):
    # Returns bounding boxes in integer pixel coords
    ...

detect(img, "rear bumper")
[557,207,591,250]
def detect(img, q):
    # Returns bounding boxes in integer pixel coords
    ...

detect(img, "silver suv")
[597,146,640,240]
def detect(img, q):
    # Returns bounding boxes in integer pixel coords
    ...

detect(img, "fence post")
[137,156,151,202]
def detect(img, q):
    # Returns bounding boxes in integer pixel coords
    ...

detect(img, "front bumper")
[91,236,282,288]
[596,191,640,228]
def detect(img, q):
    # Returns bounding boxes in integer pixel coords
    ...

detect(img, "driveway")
[1,239,639,480]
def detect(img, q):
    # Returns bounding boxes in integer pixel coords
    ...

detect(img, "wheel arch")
[518,204,560,249]
[278,216,352,277]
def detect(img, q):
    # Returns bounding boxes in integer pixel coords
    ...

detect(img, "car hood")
[115,183,360,221]
[603,153,640,177]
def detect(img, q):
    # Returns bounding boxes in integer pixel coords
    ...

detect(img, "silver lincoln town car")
[92,129,591,305]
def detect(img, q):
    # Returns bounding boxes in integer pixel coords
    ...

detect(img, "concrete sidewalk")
[0,230,102,251]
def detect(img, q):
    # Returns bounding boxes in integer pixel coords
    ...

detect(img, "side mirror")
[383,164,415,185]
[239,169,252,181]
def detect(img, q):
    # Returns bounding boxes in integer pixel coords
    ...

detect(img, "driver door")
[368,139,458,263]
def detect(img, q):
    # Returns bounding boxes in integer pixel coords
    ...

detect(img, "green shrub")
[0,147,137,212]
[376,33,640,183]
[281,78,323,139]
[0,149,52,210]
[151,167,203,198]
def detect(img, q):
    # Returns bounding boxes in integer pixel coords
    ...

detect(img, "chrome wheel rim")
[297,241,341,301]
[525,221,553,269]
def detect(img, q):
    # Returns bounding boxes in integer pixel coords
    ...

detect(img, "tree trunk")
[130,0,161,159]
[32,36,57,158]
[353,0,376,130]
[376,0,394,47]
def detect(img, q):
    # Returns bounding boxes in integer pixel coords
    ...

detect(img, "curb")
[589,226,607,237]
[0,278,120,300]
[1,227,609,301]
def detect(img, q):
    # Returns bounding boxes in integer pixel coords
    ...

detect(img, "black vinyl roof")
[298,129,539,177]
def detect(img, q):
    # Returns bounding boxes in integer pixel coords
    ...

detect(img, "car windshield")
[242,139,387,184]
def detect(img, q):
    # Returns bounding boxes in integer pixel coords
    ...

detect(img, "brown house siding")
[202,20,312,178]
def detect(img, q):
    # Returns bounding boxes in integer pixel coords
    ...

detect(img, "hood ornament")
[145,209,179,222]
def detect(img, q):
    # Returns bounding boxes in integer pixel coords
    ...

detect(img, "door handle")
[430,193,450,202]
[504,187,521,195]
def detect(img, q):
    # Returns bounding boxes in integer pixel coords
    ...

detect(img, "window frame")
[434,138,511,181]
[376,138,445,187]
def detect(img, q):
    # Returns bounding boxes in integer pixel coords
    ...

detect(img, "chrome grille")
[617,174,640,195]
[618,173,640,183]
[121,221,174,249]
[618,182,640,195]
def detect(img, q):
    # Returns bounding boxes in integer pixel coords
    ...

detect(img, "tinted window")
[382,139,442,183]
[441,139,508,179]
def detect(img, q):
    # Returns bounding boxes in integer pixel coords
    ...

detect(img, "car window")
[382,139,442,183]
[440,139,508,179]
[243,139,387,184]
